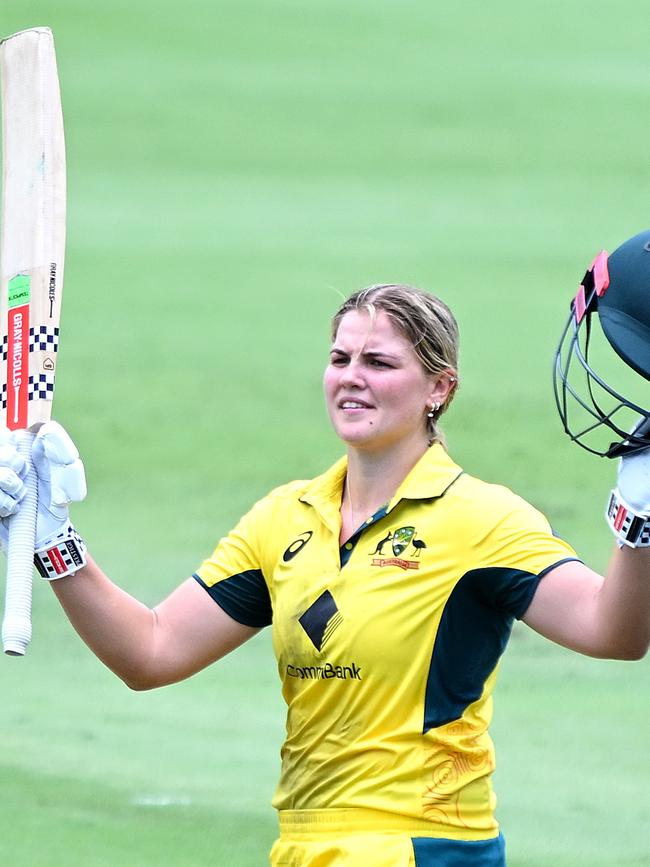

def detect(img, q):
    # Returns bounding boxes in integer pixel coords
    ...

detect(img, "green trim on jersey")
[424,566,540,731]
[412,832,506,865]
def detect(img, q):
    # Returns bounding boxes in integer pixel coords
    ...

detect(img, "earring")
[427,402,441,418]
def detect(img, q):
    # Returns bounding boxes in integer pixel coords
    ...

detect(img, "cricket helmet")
[553,229,650,457]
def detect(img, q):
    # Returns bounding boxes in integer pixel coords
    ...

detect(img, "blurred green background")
[1,1,648,865]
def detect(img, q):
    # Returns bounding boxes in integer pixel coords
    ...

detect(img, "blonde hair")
[331,283,460,445]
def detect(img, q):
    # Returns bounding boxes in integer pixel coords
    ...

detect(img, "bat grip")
[2,429,37,656]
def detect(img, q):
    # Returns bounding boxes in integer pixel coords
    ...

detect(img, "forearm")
[49,554,158,688]
[596,442,650,659]
[597,546,650,659]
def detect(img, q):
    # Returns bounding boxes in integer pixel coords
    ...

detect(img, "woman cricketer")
[0,283,648,867]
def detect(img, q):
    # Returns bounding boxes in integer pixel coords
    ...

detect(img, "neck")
[343,436,430,523]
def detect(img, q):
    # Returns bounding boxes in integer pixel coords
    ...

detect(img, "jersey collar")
[390,443,463,504]
[299,456,348,534]
[299,444,463,528]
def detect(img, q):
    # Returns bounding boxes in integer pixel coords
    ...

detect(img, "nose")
[339,357,366,389]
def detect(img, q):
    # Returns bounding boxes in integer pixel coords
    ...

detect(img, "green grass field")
[1,1,649,864]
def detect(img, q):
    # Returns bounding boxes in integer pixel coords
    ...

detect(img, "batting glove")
[606,426,650,548]
[0,431,27,519]
[0,422,88,577]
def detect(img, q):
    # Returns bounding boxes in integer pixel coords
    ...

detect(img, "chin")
[334,427,374,448]
[338,425,428,455]
[338,429,388,451]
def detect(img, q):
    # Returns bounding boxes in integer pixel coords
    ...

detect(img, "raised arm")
[523,443,650,660]
[50,561,259,689]
[522,550,650,660]
[0,422,258,687]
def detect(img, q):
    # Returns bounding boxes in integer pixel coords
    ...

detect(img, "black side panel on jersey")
[422,566,542,732]
[193,570,272,628]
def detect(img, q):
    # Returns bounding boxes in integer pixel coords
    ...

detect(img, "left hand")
[616,444,650,515]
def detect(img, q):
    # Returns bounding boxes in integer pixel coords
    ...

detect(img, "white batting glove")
[31,420,87,540]
[605,425,650,547]
[616,446,650,516]
[0,431,27,519]
[0,422,88,577]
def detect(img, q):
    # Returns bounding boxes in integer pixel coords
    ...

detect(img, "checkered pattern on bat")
[0,372,56,409]
[0,325,60,360]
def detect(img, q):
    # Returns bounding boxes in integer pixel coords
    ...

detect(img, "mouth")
[338,398,373,411]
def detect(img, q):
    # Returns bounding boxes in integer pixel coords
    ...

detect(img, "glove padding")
[616,443,650,516]
[0,437,27,518]
[0,421,86,553]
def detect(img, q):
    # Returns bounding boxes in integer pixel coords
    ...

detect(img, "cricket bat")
[0,27,66,656]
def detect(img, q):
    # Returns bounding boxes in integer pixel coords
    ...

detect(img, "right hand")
[0,421,87,553]
[0,432,27,522]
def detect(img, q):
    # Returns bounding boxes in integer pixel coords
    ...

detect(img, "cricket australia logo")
[370,525,427,571]
[298,590,343,651]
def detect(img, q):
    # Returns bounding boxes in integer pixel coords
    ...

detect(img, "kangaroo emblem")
[371,532,393,555]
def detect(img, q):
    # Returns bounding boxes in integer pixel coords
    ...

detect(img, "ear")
[427,370,456,408]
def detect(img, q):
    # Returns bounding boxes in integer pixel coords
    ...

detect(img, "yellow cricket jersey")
[194,444,577,840]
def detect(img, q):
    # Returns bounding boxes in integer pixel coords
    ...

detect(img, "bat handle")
[2,429,37,656]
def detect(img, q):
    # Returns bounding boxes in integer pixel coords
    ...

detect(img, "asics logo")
[283,531,313,562]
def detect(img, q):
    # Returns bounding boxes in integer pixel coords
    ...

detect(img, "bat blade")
[0,27,66,656]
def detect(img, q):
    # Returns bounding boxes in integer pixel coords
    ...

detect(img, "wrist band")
[34,523,87,579]
[605,489,650,548]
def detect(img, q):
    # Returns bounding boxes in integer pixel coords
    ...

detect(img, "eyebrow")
[329,347,401,361]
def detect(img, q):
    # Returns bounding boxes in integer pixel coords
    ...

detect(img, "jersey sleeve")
[475,488,580,619]
[193,498,273,628]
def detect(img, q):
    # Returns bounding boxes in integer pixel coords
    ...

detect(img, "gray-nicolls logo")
[48,262,57,317]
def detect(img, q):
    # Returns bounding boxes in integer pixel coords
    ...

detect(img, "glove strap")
[34,523,87,580]
[606,489,650,548]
